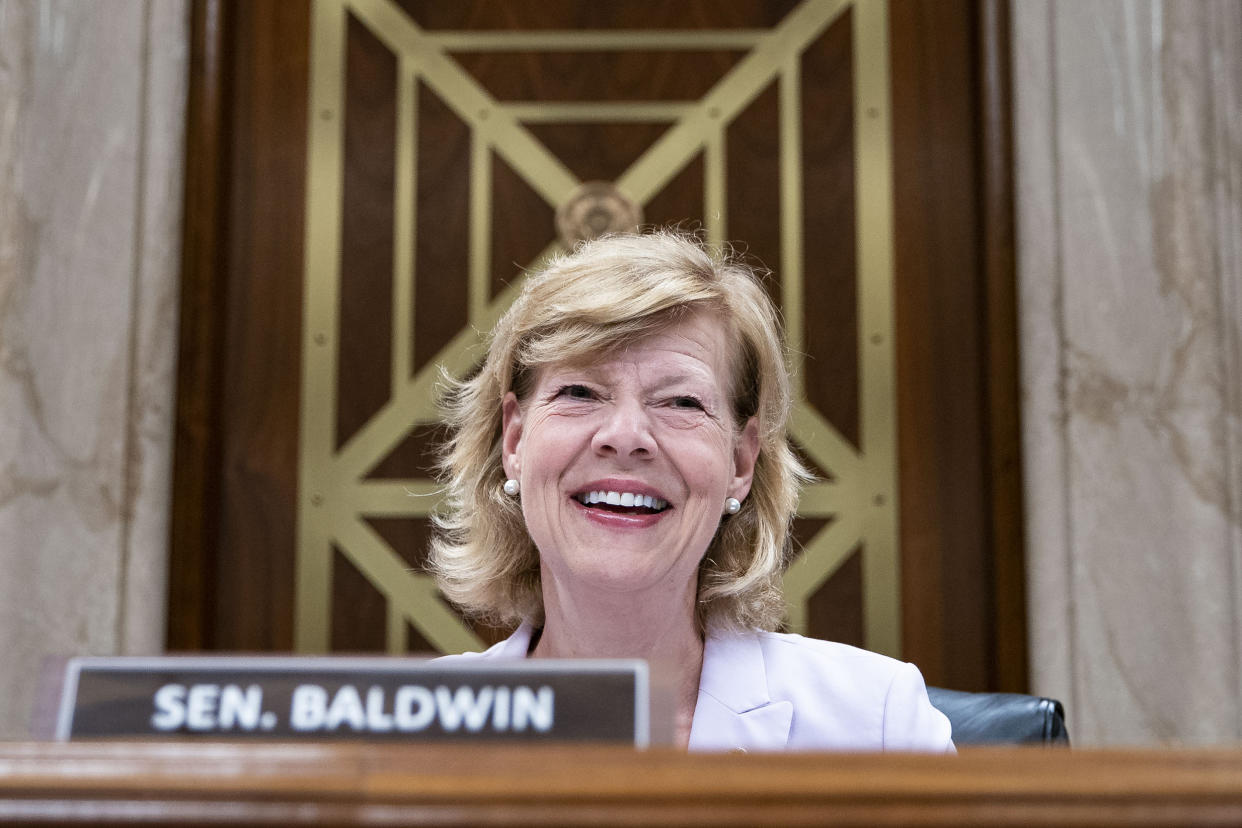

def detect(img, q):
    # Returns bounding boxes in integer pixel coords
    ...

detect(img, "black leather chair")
[926,687,1069,746]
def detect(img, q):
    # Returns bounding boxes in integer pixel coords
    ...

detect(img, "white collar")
[494,621,793,750]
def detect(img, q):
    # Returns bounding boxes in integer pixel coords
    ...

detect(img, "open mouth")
[573,490,670,515]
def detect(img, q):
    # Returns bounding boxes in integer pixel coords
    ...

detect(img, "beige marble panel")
[1012,0,1078,726]
[0,0,187,738]
[121,0,188,655]
[1016,0,1242,745]
[1207,1,1242,741]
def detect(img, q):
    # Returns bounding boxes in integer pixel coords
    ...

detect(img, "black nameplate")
[57,657,648,745]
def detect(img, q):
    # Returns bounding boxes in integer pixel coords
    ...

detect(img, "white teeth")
[575,490,669,510]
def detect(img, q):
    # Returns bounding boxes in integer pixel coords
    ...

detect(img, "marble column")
[0,0,188,737]
[1015,0,1242,744]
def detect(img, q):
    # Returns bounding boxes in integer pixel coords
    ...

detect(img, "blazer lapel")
[688,629,793,751]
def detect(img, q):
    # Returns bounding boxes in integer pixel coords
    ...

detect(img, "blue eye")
[557,384,594,400]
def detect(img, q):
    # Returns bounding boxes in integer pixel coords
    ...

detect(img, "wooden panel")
[801,12,858,449]
[490,153,556,297]
[977,0,1028,694]
[452,52,745,103]
[330,546,386,651]
[170,0,1026,693]
[892,0,987,689]
[526,123,673,184]
[411,79,470,375]
[214,0,310,652]
[4,744,1242,826]
[890,0,1026,691]
[807,546,864,648]
[726,82,782,309]
[643,153,705,230]
[168,0,231,651]
[336,12,396,449]
[169,0,310,651]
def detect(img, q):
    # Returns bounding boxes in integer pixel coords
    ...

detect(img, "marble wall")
[1015,0,1242,744]
[0,1,188,737]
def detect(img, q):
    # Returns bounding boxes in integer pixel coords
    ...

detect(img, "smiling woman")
[432,232,794,632]
[501,310,758,616]
[430,231,954,752]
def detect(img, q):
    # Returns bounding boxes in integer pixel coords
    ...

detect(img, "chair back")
[926,687,1069,746]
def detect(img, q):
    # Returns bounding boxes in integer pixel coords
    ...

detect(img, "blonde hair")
[430,230,808,632]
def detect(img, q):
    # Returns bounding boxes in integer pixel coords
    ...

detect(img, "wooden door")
[171,0,1025,692]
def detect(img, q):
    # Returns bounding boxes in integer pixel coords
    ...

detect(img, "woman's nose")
[591,400,657,459]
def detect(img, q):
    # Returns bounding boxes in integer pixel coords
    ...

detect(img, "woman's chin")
[547,558,695,603]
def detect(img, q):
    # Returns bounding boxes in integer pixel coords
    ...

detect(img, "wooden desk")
[1,742,1240,825]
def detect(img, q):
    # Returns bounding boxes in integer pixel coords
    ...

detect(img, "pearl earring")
[724,497,741,515]
[503,479,520,496]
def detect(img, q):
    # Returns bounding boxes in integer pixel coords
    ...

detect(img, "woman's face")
[501,310,760,599]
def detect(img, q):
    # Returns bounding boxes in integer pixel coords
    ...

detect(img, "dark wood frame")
[978,0,1027,694]
[167,0,1028,693]
[168,0,310,652]
[889,0,1026,692]
[168,0,231,650]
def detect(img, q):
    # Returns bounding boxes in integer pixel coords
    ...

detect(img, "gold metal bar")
[779,54,805,401]
[504,101,692,123]
[790,402,864,484]
[704,127,725,247]
[393,56,416,388]
[617,0,849,207]
[336,517,486,653]
[782,509,863,634]
[333,239,559,483]
[348,480,444,518]
[331,274,524,483]
[296,0,348,653]
[387,603,407,654]
[853,0,900,658]
[797,482,848,517]
[348,0,579,208]
[469,130,491,327]
[427,30,766,51]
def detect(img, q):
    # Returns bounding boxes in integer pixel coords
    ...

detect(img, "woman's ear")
[501,392,523,480]
[730,416,760,501]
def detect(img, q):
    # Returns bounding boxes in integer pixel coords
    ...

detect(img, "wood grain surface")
[2,743,1240,826]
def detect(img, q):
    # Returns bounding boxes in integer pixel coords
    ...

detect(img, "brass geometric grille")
[298,0,900,655]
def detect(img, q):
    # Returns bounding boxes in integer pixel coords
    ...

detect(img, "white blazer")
[438,622,954,752]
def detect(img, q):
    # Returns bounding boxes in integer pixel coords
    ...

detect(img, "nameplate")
[57,656,648,745]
